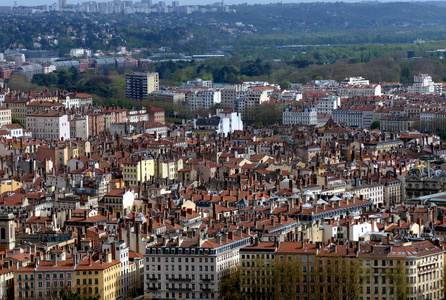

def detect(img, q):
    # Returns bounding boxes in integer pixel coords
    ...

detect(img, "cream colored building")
[122,157,155,186]
[144,230,253,300]
[0,108,11,127]
[358,240,444,300]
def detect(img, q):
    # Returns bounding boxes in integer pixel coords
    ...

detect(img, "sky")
[4,0,280,5]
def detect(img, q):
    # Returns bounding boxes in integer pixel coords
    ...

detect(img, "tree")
[219,266,241,300]
[386,260,408,300]
[60,290,100,300]
[371,120,380,130]
[7,72,40,92]
[314,255,366,300]
[273,258,301,300]
[12,118,25,129]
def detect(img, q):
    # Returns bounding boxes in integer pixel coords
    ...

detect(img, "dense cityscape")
[1,1,446,300]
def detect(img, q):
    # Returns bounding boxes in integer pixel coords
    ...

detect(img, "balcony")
[147,287,158,291]
[169,277,192,282]
[201,278,212,282]
[167,287,193,291]
[147,278,158,282]
[202,288,212,292]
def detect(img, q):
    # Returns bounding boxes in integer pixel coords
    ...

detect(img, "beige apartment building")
[0,108,11,127]
[358,240,444,300]
[125,72,159,100]
[144,230,253,300]
[26,110,70,141]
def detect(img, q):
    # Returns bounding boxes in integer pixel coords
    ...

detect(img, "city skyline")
[1,0,436,7]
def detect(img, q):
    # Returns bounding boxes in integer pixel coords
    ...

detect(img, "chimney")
[52,254,57,267]
[222,232,228,243]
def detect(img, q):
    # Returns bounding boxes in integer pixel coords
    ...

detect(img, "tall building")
[0,213,15,250]
[125,72,159,100]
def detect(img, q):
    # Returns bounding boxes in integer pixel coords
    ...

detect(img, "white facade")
[59,96,80,110]
[338,84,381,97]
[332,106,376,128]
[122,189,136,212]
[408,74,437,94]
[144,232,252,300]
[350,184,384,206]
[26,111,70,141]
[282,106,317,126]
[70,48,91,57]
[341,76,370,86]
[215,109,243,136]
[186,89,221,110]
[350,221,373,241]
[180,78,213,89]
[102,240,132,299]
[316,96,341,115]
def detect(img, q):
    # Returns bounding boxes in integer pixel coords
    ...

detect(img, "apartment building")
[126,72,159,100]
[75,252,122,300]
[220,84,247,110]
[180,78,213,89]
[144,230,253,300]
[88,113,105,136]
[350,182,384,207]
[70,115,89,140]
[381,175,403,206]
[0,123,27,138]
[3,96,30,124]
[122,156,156,186]
[380,115,418,132]
[338,84,381,97]
[0,108,11,127]
[408,74,436,94]
[243,86,273,122]
[316,96,341,115]
[186,89,221,110]
[282,106,317,126]
[102,240,136,299]
[26,110,70,141]
[147,106,165,123]
[0,260,15,300]
[14,250,75,300]
[358,240,444,300]
[332,105,376,128]
[102,188,136,212]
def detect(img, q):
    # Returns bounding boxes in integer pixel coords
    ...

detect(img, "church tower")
[0,213,15,250]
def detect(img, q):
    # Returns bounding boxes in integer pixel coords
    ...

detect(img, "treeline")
[220,255,409,300]
[31,68,126,100]
[2,3,446,58]
[145,53,446,86]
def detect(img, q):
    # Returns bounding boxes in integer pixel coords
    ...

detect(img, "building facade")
[126,72,159,100]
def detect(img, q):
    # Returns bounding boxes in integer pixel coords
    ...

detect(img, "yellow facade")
[122,158,155,186]
[156,159,182,180]
[4,101,28,125]
[77,141,91,157]
[0,179,22,193]
[75,254,121,300]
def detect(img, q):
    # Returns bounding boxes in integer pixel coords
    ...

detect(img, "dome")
[407,165,435,177]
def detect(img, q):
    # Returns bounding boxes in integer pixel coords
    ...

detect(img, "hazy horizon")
[1,0,439,7]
